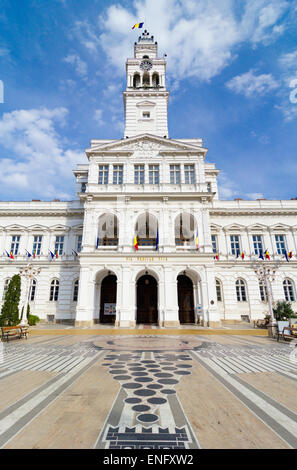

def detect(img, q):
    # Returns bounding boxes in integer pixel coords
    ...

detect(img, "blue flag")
[96,236,99,249]
[284,251,289,262]
[72,249,78,257]
[25,249,32,258]
[49,250,55,260]
[236,249,240,258]
[259,250,264,260]
[156,229,159,251]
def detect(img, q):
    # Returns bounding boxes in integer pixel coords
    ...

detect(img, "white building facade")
[1,31,297,327]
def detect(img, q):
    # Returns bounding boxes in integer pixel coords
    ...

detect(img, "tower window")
[143,112,150,118]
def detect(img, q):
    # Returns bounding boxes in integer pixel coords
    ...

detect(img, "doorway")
[177,274,195,323]
[100,274,117,324]
[136,274,158,324]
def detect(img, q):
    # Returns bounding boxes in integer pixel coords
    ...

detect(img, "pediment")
[248,224,267,231]
[27,224,48,232]
[49,224,71,232]
[4,224,26,231]
[270,223,290,231]
[87,134,207,155]
[223,223,246,232]
[136,101,156,108]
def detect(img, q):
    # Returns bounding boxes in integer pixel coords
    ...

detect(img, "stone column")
[75,267,95,327]
[119,265,135,327]
[163,267,179,327]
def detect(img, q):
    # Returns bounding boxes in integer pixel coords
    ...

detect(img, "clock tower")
[123,30,169,138]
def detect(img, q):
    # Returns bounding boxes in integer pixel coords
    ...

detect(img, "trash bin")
[267,323,278,339]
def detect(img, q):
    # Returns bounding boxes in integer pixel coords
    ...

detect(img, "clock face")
[140,60,152,71]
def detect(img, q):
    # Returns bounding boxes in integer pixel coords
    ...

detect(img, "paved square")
[0,332,296,449]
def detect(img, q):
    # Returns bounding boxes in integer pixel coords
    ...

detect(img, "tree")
[273,300,297,321]
[0,274,21,326]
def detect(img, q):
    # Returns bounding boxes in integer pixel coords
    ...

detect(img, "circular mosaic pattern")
[131,372,148,377]
[154,373,173,378]
[129,367,146,371]
[162,367,177,371]
[178,364,192,368]
[134,377,153,383]
[134,389,156,397]
[113,375,131,381]
[137,413,159,424]
[132,405,151,412]
[141,360,155,364]
[122,382,143,389]
[147,397,167,405]
[147,384,163,390]
[109,370,127,375]
[161,389,177,395]
[125,397,142,404]
[158,378,178,385]
[175,370,191,375]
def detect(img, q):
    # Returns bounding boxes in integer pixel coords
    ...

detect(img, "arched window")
[133,73,140,88]
[30,279,37,302]
[49,279,59,301]
[98,213,118,246]
[143,55,149,59]
[216,279,223,302]
[73,279,79,302]
[175,213,196,246]
[283,278,295,302]
[142,72,150,87]
[152,72,159,87]
[136,212,158,247]
[259,281,267,302]
[2,278,11,300]
[236,279,247,302]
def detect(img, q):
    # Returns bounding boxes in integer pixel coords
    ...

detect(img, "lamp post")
[253,262,278,325]
[19,264,41,325]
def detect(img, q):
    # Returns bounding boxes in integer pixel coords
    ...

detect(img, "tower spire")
[123,32,169,138]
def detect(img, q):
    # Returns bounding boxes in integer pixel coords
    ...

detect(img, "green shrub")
[0,275,21,326]
[273,300,297,321]
[27,314,40,326]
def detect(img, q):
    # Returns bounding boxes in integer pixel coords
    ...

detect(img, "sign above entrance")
[126,257,168,262]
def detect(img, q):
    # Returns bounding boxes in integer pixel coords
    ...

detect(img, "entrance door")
[100,274,117,324]
[178,275,195,323]
[137,275,158,324]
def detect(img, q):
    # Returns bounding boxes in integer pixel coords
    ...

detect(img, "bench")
[253,318,269,329]
[1,325,29,342]
[277,321,297,342]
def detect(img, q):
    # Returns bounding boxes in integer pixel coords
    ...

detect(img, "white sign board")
[104,303,116,315]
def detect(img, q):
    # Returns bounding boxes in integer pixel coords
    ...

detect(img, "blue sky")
[0,0,296,201]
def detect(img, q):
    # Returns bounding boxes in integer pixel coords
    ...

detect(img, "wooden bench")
[277,321,297,342]
[1,325,28,342]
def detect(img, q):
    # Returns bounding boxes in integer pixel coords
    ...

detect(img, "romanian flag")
[215,253,219,260]
[56,250,59,259]
[33,250,36,259]
[10,251,14,259]
[264,250,270,260]
[241,251,245,260]
[195,232,199,251]
[132,22,144,29]
[288,251,293,259]
[134,234,138,251]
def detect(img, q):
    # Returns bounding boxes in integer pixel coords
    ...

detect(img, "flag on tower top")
[132,22,144,29]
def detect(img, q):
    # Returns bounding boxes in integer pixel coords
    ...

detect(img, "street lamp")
[253,262,279,325]
[19,264,41,325]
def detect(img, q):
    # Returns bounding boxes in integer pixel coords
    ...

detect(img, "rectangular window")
[81,183,87,193]
[55,236,64,255]
[77,235,82,253]
[134,164,145,184]
[10,235,20,255]
[275,234,286,254]
[206,182,211,192]
[230,235,240,255]
[170,164,181,184]
[184,164,195,184]
[252,235,263,255]
[33,235,43,256]
[149,165,159,184]
[259,282,267,302]
[143,112,150,118]
[113,165,123,184]
[98,165,109,184]
[211,235,218,254]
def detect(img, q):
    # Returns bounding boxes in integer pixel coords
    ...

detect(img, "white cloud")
[0,108,85,200]
[217,172,240,199]
[63,54,88,77]
[246,192,265,200]
[94,108,104,125]
[226,70,279,97]
[73,0,292,83]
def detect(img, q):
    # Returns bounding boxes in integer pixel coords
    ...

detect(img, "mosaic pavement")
[0,333,296,449]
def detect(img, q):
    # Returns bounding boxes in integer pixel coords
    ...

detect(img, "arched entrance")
[177,275,195,323]
[137,275,158,324]
[99,274,117,324]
